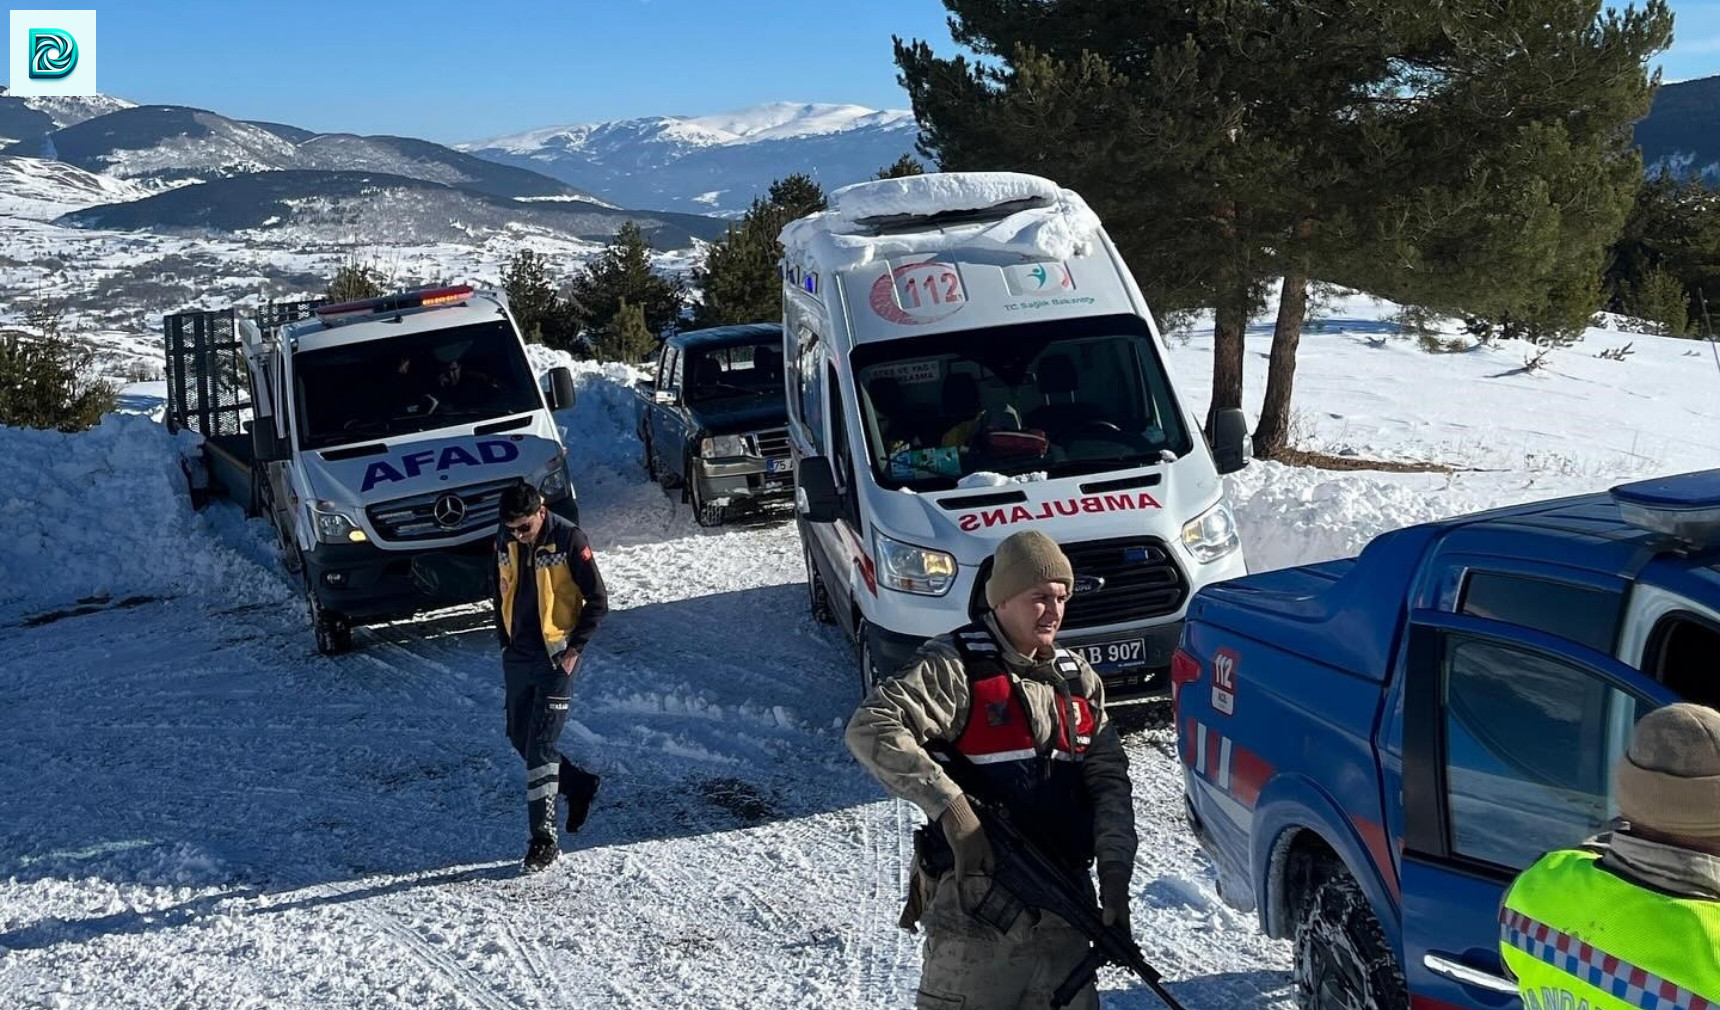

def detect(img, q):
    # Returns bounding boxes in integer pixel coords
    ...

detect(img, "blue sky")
[20,0,1720,145]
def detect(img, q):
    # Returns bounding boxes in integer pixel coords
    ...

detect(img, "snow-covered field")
[2,301,1718,1009]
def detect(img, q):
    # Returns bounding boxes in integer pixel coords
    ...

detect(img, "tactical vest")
[926,622,1098,870]
[1500,848,1720,1010]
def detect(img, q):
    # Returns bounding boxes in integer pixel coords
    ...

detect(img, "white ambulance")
[779,172,1251,700]
[229,285,579,655]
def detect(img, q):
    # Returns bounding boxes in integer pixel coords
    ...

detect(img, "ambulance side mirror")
[1210,408,1251,475]
[796,456,842,524]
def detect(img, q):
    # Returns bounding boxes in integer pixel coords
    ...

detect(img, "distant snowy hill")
[0,86,134,146]
[58,169,725,249]
[1635,74,1720,182]
[1,104,609,204]
[459,102,922,216]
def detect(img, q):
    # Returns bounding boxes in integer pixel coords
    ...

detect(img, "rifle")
[931,753,1189,1010]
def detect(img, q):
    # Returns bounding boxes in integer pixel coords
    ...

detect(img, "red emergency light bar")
[314,284,475,322]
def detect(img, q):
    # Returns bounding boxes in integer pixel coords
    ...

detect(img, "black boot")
[561,765,601,834]
[522,838,559,874]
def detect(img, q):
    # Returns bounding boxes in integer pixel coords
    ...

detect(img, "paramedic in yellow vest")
[493,483,607,874]
[1500,701,1720,1010]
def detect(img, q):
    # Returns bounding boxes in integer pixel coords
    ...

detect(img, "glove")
[1100,863,1132,931]
[939,794,995,878]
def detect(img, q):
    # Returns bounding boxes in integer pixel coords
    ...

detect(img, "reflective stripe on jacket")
[1500,848,1720,1010]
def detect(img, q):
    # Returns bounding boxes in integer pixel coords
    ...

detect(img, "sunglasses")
[503,518,536,535]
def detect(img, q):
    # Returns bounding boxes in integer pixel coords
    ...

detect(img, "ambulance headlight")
[875,533,958,596]
[311,501,364,544]
[1182,501,1240,563]
[532,450,570,500]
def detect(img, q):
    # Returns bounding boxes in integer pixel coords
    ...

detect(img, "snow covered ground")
[2,302,1719,1009]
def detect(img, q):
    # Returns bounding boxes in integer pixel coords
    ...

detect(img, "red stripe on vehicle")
[1228,745,1274,807]
[1182,718,1199,768]
[1411,997,1475,1010]
[1351,814,1400,900]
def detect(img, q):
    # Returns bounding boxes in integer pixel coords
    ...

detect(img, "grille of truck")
[1059,537,1188,628]
[967,536,1189,629]
[752,427,792,460]
[366,477,518,542]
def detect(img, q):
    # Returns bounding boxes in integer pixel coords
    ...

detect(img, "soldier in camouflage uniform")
[845,529,1138,1010]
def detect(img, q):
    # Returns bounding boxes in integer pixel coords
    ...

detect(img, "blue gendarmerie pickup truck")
[1172,470,1720,1010]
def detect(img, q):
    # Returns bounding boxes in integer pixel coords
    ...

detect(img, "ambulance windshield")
[294,321,541,450]
[849,314,1193,491]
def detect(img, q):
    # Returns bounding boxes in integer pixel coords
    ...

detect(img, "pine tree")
[326,259,384,301]
[1605,173,1720,335]
[0,301,117,432]
[567,221,687,346]
[1632,266,1692,336]
[691,176,829,329]
[593,298,657,363]
[876,155,926,179]
[766,174,827,220]
[897,0,1673,456]
[500,248,576,345]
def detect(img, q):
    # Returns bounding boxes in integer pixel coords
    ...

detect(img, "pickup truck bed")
[1175,478,1720,1010]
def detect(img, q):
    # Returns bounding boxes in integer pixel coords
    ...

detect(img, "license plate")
[1073,638,1147,671]
[765,457,791,474]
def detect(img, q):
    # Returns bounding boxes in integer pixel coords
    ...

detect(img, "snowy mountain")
[2,104,609,203]
[1635,74,1720,181]
[459,102,922,216]
[58,169,725,248]
[0,86,134,146]
[3,297,1717,1009]
[0,155,151,220]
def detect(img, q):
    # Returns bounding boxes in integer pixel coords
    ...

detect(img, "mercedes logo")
[432,493,466,528]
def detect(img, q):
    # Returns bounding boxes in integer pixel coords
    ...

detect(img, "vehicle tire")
[245,462,266,519]
[856,618,880,697]
[1293,870,1409,1010]
[805,542,834,625]
[644,433,666,487]
[689,467,726,528]
[303,564,353,656]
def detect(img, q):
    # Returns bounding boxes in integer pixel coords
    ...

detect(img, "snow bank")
[1223,461,1488,573]
[0,413,288,622]
[781,172,1102,271]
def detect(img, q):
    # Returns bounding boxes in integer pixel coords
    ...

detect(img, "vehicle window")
[828,365,851,489]
[293,320,540,450]
[847,313,1191,491]
[1645,613,1720,709]
[1459,571,1621,654]
[1443,635,1649,871]
[666,348,684,393]
[655,343,675,387]
[796,328,825,452]
[683,342,785,403]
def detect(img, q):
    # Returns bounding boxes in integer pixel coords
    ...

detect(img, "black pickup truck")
[634,323,793,526]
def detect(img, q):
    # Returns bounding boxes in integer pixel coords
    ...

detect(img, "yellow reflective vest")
[1500,848,1720,1010]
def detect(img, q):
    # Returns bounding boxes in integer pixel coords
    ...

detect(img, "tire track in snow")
[308,882,524,1010]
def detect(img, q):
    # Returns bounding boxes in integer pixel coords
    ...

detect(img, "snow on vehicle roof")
[779,171,1103,273]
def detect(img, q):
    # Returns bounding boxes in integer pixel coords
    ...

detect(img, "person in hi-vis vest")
[1500,702,1720,1010]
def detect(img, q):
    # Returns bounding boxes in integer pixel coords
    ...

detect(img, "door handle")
[1425,953,1519,995]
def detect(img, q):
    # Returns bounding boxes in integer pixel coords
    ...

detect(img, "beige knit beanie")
[1615,702,1720,839]
[985,530,1074,608]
